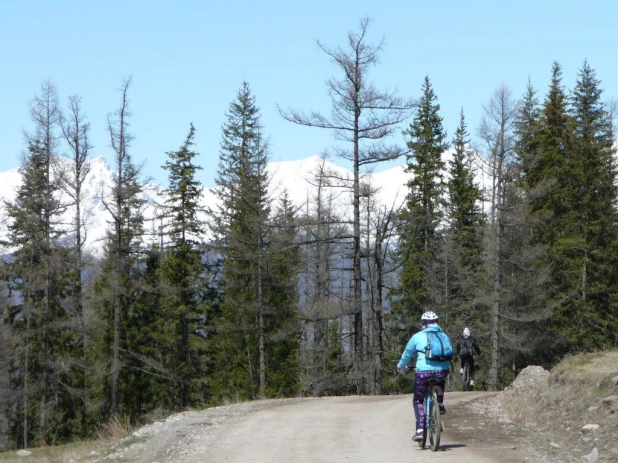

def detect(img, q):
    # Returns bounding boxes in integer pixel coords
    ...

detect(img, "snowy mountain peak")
[0,155,409,257]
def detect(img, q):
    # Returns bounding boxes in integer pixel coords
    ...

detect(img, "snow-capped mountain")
[0,155,410,257]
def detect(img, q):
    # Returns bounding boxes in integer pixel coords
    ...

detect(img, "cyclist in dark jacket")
[456,327,481,385]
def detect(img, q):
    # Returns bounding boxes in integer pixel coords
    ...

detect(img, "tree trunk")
[258,245,266,396]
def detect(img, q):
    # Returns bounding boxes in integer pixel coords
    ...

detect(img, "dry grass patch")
[95,414,134,441]
[0,415,139,463]
[501,351,618,462]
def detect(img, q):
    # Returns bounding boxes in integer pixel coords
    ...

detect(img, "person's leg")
[460,356,465,373]
[433,370,449,410]
[413,373,429,432]
[469,356,476,381]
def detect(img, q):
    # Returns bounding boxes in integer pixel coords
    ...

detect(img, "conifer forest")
[1,18,617,448]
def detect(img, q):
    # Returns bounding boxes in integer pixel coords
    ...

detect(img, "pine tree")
[551,61,618,351]
[515,80,542,182]
[263,192,301,396]
[445,110,485,329]
[4,81,72,446]
[496,81,556,376]
[530,62,572,246]
[209,82,273,400]
[508,64,572,368]
[393,76,447,332]
[158,124,212,407]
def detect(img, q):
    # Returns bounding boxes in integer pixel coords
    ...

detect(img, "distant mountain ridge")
[0,155,410,256]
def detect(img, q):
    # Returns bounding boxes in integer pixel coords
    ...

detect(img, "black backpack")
[460,337,474,356]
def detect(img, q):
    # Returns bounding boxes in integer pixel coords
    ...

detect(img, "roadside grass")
[0,440,108,463]
[501,350,618,462]
[0,414,138,463]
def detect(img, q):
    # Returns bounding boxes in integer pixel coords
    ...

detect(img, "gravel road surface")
[90,392,541,463]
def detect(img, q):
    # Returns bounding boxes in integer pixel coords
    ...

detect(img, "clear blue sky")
[2,0,616,187]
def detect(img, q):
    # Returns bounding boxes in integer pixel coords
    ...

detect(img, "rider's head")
[420,311,439,327]
[463,327,471,337]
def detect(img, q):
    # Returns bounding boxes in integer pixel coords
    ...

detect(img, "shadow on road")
[438,444,466,451]
[416,443,466,452]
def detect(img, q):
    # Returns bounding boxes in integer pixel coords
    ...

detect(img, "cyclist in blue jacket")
[397,311,450,441]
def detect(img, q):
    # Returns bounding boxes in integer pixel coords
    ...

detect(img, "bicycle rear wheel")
[463,362,470,391]
[428,388,441,451]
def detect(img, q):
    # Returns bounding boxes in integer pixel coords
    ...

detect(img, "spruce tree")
[158,124,212,407]
[209,82,273,400]
[4,81,72,446]
[531,62,571,246]
[263,192,301,396]
[500,82,554,374]
[552,61,618,350]
[445,110,485,329]
[515,80,542,182]
[393,76,447,333]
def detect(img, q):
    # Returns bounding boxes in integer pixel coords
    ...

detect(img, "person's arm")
[473,338,481,355]
[397,335,418,369]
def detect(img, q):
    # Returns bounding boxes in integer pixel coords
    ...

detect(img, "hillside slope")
[468,351,618,462]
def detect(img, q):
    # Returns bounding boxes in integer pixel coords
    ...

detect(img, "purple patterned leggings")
[413,370,449,429]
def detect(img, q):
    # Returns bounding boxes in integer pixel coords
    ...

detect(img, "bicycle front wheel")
[428,388,441,451]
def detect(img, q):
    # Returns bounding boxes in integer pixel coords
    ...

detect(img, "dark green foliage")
[2,82,85,446]
[263,193,301,397]
[162,124,204,246]
[89,78,148,419]
[208,82,270,400]
[208,82,300,401]
[549,62,618,352]
[3,58,618,452]
[157,124,213,407]
[392,76,447,332]
[89,237,145,417]
[444,110,486,329]
[515,80,543,183]
[530,62,571,242]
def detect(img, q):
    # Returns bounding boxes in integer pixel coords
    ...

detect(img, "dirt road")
[92,392,542,463]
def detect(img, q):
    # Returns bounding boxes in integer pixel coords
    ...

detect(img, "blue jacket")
[397,324,451,372]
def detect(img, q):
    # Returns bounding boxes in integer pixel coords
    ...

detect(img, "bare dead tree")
[29,80,64,446]
[103,77,145,414]
[477,85,519,391]
[58,94,92,436]
[298,157,352,395]
[361,179,404,394]
[279,17,415,393]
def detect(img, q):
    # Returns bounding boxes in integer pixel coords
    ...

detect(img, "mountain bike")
[419,376,442,451]
[461,358,472,391]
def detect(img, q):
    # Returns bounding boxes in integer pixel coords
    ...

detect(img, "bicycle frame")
[419,378,442,451]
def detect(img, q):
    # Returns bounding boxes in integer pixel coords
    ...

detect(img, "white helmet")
[463,327,471,336]
[421,311,439,323]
